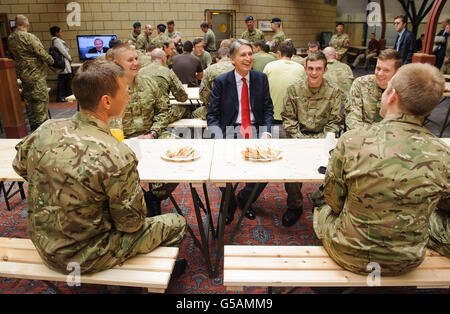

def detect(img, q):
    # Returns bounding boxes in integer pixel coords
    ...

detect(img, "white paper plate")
[246,152,282,162]
[161,150,200,162]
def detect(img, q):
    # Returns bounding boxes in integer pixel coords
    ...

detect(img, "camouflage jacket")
[269,31,285,53]
[7,28,54,80]
[323,59,354,95]
[122,73,169,138]
[241,28,265,43]
[135,33,151,51]
[128,30,140,44]
[345,74,383,131]
[152,33,170,48]
[281,77,343,138]
[329,33,350,59]
[12,111,148,274]
[320,114,449,275]
[166,29,182,40]
[291,55,306,67]
[199,57,234,105]
[138,53,152,69]
[139,61,188,104]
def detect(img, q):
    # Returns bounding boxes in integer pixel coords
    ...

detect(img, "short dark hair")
[49,26,60,36]
[254,40,265,49]
[72,60,126,112]
[145,42,157,52]
[109,38,121,49]
[306,51,327,68]
[183,41,194,52]
[163,40,174,49]
[308,41,320,48]
[336,22,344,26]
[395,15,407,24]
[200,22,209,29]
[157,24,166,32]
[278,41,294,58]
[193,37,203,47]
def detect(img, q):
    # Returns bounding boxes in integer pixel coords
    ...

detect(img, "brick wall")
[2,0,337,62]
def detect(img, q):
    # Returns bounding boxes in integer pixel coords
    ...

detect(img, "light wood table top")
[0,139,23,182]
[209,139,332,186]
[126,139,215,184]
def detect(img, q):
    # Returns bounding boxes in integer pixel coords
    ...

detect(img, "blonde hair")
[106,43,135,61]
[389,63,445,116]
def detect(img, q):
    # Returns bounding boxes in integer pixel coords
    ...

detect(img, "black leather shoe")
[237,192,256,220]
[171,258,188,279]
[225,193,237,225]
[56,98,68,103]
[282,207,303,227]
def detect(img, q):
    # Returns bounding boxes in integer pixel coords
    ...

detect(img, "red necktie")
[240,77,252,139]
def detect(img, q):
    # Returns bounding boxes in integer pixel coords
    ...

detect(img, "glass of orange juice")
[109,118,124,142]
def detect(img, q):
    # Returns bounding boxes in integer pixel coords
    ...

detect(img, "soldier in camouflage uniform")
[281,51,343,227]
[291,41,320,67]
[269,18,285,53]
[192,37,212,70]
[139,48,189,123]
[201,22,217,60]
[166,20,183,54]
[152,24,170,49]
[322,46,354,103]
[193,47,235,120]
[314,63,449,276]
[329,22,350,63]
[12,60,187,275]
[128,22,141,44]
[135,24,153,52]
[345,49,402,131]
[163,41,176,69]
[241,16,264,44]
[107,44,177,215]
[8,15,54,131]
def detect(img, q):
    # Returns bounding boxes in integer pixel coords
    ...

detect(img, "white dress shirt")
[234,70,255,124]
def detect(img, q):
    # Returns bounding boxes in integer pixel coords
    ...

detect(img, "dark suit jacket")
[206,69,274,138]
[88,47,108,54]
[394,29,416,64]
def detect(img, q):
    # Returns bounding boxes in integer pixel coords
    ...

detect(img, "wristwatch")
[149,130,158,139]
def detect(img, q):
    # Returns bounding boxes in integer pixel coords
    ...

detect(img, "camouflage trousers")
[191,106,207,120]
[169,104,192,124]
[284,183,304,210]
[427,210,450,258]
[313,204,424,276]
[40,213,187,275]
[21,76,49,128]
[441,62,450,75]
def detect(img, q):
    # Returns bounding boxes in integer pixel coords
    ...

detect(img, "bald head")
[151,48,166,61]
[15,15,29,29]
[323,47,337,60]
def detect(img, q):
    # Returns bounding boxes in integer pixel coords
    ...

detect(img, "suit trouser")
[57,73,73,100]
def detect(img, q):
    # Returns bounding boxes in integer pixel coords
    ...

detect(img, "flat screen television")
[77,35,117,60]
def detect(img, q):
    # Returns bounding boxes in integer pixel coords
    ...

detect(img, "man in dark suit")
[393,15,415,64]
[207,39,274,224]
[88,38,108,54]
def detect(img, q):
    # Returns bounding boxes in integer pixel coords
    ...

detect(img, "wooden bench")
[224,245,450,293]
[0,237,178,293]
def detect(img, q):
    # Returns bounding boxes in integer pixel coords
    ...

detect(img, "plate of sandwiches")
[161,146,200,162]
[241,145,282,162]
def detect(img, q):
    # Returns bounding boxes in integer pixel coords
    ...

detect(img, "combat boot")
[143,189,162,217]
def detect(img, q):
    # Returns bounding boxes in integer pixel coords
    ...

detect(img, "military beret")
[167,20,175,25]
[245,16,254,22]
[133,22,141,28]
[336,22,344,26]
[271,18,281,23]
[157,24,165,28]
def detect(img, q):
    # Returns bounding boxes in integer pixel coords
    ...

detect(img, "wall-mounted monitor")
[77,35,117,60]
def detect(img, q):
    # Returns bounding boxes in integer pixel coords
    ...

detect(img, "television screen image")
[77,35,117,60]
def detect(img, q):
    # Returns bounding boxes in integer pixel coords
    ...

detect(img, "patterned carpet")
[0,182,448,294]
